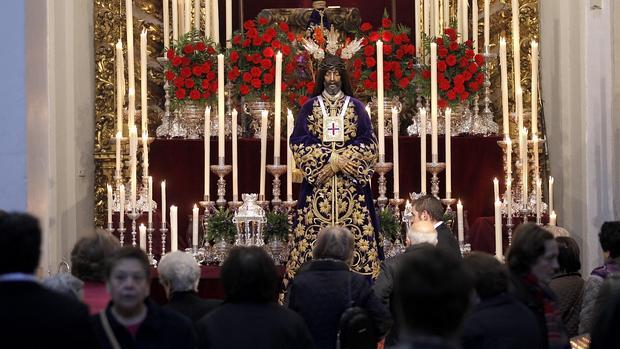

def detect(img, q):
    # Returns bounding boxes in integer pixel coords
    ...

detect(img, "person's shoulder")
[152,301,194,330]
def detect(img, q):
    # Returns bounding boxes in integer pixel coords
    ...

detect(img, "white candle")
[163,0,170,48]
[420,108,427,193]
[204,0,211,38]
[119,184,126,228]
[550,210,557,226]
[139,223,147,250]
[161,181,167,224]
[531,40,539,136]
[443,0,449,32]
[172,0,178,42]
[126,0,135,94]
[457,0,462,42]
[377,40,385,157]
[129,126,138,210]
[532,134,539,181]
[128,88,136,129]
[516,87,523,134]
[415,0,421,58]
[204,107,211,198]
[211,0,219,46]
[484,0,490,52]
[520,128,528,204]
[147,176,153,224]
[170,205,178,251]
[536,177,542,222]
[494,199,503,259]
[548,176,554,215]
[499,38,509,136]
[184,0,191,34]
[472,0,478,53]
[259,110,268,199]
[506,178,512,218]
[217,54,225,159]
[430,43,438,163]
[116,41,124,135]
[194,0,200,31]
[232,108,238,201]
[225,0,232,48]
[457,199,464,242]
[493,177,499,202]
[506,136,512,177]
[462,0,469,42]
[107,184,113,225]
[445,108,452,197]
[433,0,440,38]
[140,29,148,134]
[424,0,430,39]
[286,109,294,201]
[274,51,282,161]
[392,107,399,198]
[115,132,122,178]
[512,0,521,100]
[192,204,199,246]
[142,131,149,178]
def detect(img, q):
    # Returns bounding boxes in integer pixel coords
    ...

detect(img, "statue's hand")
[316,166,335,186]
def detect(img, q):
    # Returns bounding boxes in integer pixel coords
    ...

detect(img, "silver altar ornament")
[232,194,267,246]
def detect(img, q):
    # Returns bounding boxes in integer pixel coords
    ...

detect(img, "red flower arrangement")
[352,15,417,98]
[227,18,299,102]
[164,31,219,105]
[418,27,485,109]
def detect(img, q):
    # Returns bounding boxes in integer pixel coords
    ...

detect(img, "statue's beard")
[325,80,342,96]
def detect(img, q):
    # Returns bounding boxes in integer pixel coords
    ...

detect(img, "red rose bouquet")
[352,15,417,99]
[164,31,219,106]
[417,27,485,109]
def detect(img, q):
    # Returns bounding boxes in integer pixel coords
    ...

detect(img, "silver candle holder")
[426,162,446,199]
[146,222,157,266]
[266,157,287,207]
[126,210,142,247]
[210,157,232,208]
[160,222,168,257]
[374,156,393,209]
[156,57,172,139]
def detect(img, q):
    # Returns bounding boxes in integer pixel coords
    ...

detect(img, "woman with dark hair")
[286,227,391,349]
[579,221,620,334]
[195,246,313,349]
[507,223,569,349]
[589,274,620,348]
[548,236,583,337]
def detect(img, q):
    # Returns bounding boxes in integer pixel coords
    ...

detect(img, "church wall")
[613,0,620,219]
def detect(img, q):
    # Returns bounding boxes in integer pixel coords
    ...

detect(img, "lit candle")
[549,210,557,226]
[420,108,427,193]
[161,181,167,224]
[142,131,149,178]
[126,0,135,95]
[445,108,452,197]
[457,200,464,242]
[494,199,503,259]
[184,0,191,34]
[274,51,282,161]
[536,177,542,222]
[204,0,211,38]
[472,0,478,53]
[119,184,126,229]
[484,0,490,53]
[140,29,148,134]
[116,40,124,135]
[192,204,199,246]
[107,184,113,225]
[170,205,178,251]
[377,40,385,157]
[232,108,238,201]
[430,42,438,163]
[115,132,122,178]
[512,0,521,99]
[204,107,211,198]
[147,176,153,224]
[414,0,421,58]
[493,177,499,202]
[499,38,509,136]
[461,0,468,42]
[392,107,400,198]
[286,109,294,201]
[548,176,554,215]
[194,0,200,31]
[259,110,268,200]
[172,0,178,42]
[225,0,232,48]
[163,0,169,48]
[139,223,147,250]
[217,54,225,159]
[211,0,219,46]
[531,40,539,136]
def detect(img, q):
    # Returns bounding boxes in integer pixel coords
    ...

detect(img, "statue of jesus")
[285,54,382,280]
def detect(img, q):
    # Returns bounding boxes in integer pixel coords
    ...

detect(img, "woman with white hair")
[158,251,221,323]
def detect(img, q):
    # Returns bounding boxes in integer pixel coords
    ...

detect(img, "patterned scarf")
[522,273,569,349]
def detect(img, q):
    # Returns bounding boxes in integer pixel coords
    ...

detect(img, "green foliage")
[206,208,236,244]
[379,208,401,242]
[265,211,290,241]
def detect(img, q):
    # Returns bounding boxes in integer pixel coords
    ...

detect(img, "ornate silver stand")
[210,157,232,208]
[426,162,446,198]
[389,198,405,220]
[266,158,287,207]
[156,57,172,138]
[477,52,499,135]
[146,222,157,266]
[374,158,394,209]
[126,210,142,247]
[160,222,168,257]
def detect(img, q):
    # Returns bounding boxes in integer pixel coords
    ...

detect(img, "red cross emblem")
[328,122,340,136]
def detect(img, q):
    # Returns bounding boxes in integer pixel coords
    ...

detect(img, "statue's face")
[324,68,342,96]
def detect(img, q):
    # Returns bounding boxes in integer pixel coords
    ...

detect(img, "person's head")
[221,246,278,303]
[312,226,355,264]
[158,251,201,299]
[599,221,620,259]
[0,212,41,275]
[312,54,354,97]
[395,244,472,338]
[104,247,151,316]
[507,223,558,284]
[42,273,84,301]
[555,236,581,274]
[71,231,120,282]
[463,252,508,301]
[411,195,444,223]
[406,221,438,246]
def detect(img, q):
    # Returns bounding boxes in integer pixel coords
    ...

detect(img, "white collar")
[0,272,39,283]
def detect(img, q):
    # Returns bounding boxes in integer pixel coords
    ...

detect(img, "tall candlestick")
[520,128,528,204]
[494,199,503,259]
[107,184,113,225]
[499,38,509,136]
[204,107,211,197]
[163,0,170,48]
[129,126,138,210]
[532,134,539,180]
[457,0,462,42]
[457,199,464,242]
[531,40,539,136]
[392,107,400,198]
[548,176,554,215]
[377,40,385,156]
[415,0,421,58]
[194,0,200,31]
[217,54,225,159]
[211,0,219,46]
[461,0,468,42]
[126,0,135,94]
[225,0,232,48]
[170,205,178,251]
[204,0,211,38]
[119,184,126,228]
[115,132,122,178]
[140,29,148,134]
[493,177,499,202]
[286,109,294,200]
[536,177,542,222]
[116,41,124,135]
[139,224,147,250]
[259,110,268,199]
[142,131,149,178]
[484,0,490,53]
[430,43,438,163]
[506,136,512,177]
[506,178,512,217]
[184,0,191,34]
[274,51,282,160]
[232,108,238,201]
[443,0,449,32]
[549,211,557,226]
[516,87,523,133]
[433,0,440,37]
[128,88,136,129]
[512,0,521,99]
[161,181,167,224]
[172,0,178,42]
[472,0,478,53]
[420,108,427,193]
[147,176,153,224]
[424,0,430,39]
[445,108,452,197]
[192,204,199,246]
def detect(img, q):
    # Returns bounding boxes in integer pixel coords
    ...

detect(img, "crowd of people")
[1,198,620,348]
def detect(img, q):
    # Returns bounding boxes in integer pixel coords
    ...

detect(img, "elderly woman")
[549,236,583,337]
[158,251,221,323]
[286,226,391,349]
[507,223,568,349]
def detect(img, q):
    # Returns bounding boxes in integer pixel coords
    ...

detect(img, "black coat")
[287,259,392,349]
[461,293,544,349]
[92,298,195,349]
[196,302,314,349]
[163,291,222,324]
[0,280,99,348]
[435,222,461,260]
